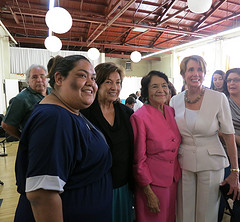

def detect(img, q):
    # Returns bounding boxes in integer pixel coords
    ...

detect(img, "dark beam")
[123,30,150,44]
[156,0,175,23]
[105,53,161,60]
[192,0,226,31]
[2,8,207,37]
[195,11,240,32]
[14,36,162,53]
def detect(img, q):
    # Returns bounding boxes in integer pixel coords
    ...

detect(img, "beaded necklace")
[184,87,205,104]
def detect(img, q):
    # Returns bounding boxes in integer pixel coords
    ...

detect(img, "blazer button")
[172,149,175,152]
[170,160,174,164]
[172,138,175,142]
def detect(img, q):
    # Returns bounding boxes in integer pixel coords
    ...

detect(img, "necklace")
[51,91,79,115]
[184,87,205,104]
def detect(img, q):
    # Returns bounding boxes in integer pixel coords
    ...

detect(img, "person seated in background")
[125,96,136,110]
[14,55,113,222]
[129,93,143,111]
[210,70,227,94]
[1,64,51,139]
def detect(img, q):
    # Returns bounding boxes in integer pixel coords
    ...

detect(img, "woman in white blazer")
[170,55,240,222]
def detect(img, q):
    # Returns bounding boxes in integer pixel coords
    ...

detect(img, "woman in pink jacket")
[130,71,181,222]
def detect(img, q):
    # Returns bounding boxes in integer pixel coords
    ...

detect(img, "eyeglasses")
[226,78,240,84]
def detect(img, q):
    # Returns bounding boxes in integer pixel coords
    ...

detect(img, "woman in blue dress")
[14,55,113,222]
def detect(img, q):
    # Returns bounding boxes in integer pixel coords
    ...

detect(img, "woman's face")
[98,71,122,103]
[184,59,204,89]
[213,73,224,90]
[59,59,98,110]
[148,75,169,108]
[227,72,240,96]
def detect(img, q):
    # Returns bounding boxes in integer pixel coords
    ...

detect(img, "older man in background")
[1,64,51,139]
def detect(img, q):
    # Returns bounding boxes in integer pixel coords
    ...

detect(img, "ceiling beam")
[153,35,186,47]
[192,0,226,31]
[123,30,150,44]
[86,23,102,42]
[87,0,136,47]
[106,0,121,20]
[1,9,207,38]
[157,6,188,25]
[9,7,20,24]
[150,32,163,47]
[105,53,161,60]
[195,11,240,32]
[157,0,175,23]
[14,36,162,53]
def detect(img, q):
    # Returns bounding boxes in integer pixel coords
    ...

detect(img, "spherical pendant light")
[130,51,142,63]
[45,7,72,34]
[187,0,212,14]
[87,48,100,60]
[44,36,62,52]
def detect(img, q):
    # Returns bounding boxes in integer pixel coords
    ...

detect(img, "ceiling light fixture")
[130,51,142,63]
[87,48,100,60]
[142,25,240,59]
[44,36,62,52]
[132,27,148,32]
[187,0,212,14]
[45,7,72,34]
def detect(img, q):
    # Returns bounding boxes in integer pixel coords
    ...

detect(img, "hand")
[143,185,160,213]
[221,171,239,201]
[145,192,160,213]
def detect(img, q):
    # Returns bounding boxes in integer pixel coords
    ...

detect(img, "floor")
[0,139,232,222]
[0,140,19,222]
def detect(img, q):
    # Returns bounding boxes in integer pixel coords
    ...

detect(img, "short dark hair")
[141,70,168,103]
[125,96,136,105]
[129,93,137,99]
[225,68,240,96]
[95,62,124,89]
[47,55,90,88]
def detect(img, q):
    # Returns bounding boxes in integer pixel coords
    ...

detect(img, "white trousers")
[176,168,224,222]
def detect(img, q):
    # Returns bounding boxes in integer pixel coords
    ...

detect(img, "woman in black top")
[81,62,134,222]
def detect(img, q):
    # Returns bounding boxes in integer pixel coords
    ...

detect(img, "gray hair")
[25,64,47,83]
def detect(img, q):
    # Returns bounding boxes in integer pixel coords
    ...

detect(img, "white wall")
[0,27,10,114]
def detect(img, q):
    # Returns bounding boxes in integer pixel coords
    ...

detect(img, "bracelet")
[230,168,240,172]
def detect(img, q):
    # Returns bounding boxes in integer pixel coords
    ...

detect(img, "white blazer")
[170,89,234,172]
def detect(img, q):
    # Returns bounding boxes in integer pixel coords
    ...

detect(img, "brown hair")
[95,62,125,88]
[180,55,207,77]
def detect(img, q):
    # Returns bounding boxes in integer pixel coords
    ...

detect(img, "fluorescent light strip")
[48,0,55,37]
[49,0,55,9]
[142,26,240,59]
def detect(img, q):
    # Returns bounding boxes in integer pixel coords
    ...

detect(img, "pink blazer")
[130,104,181,187]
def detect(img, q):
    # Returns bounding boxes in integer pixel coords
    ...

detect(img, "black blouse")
[81,99,134,189]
